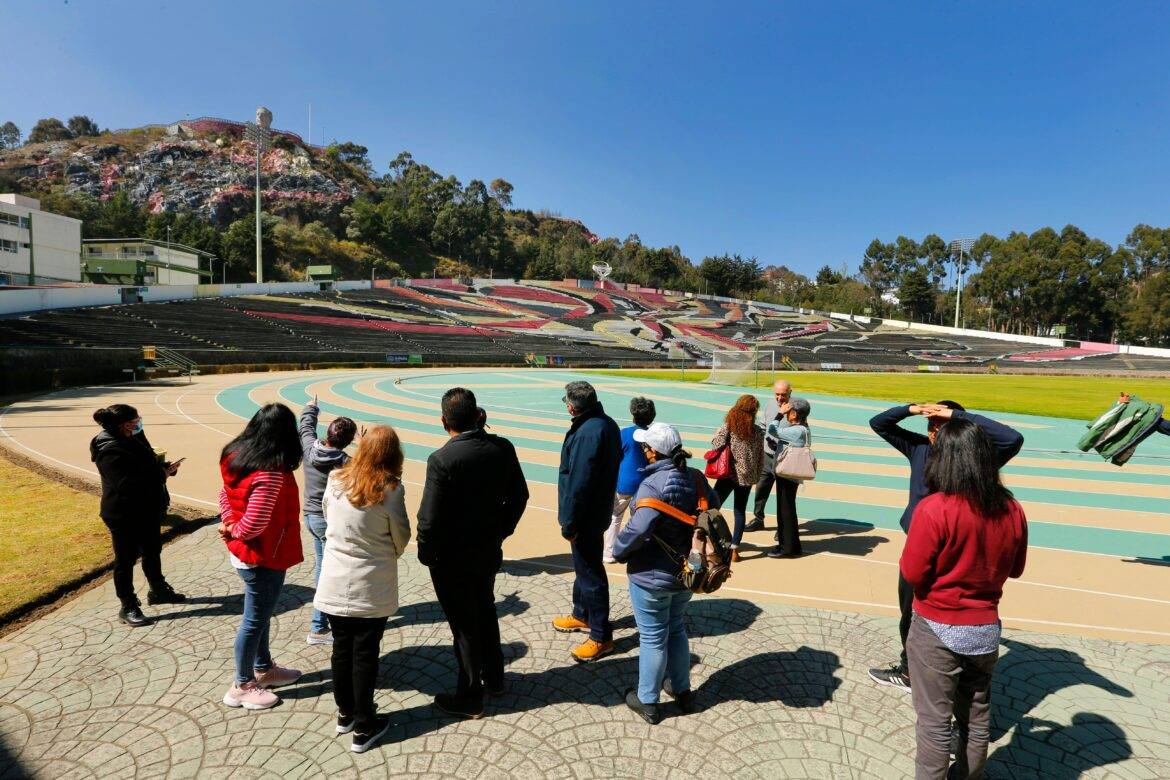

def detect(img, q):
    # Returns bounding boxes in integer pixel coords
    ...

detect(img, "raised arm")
[953,411,1025,465]
[870,405,929,458]
[299,402,320,455]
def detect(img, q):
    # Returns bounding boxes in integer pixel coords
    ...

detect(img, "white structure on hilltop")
[0,194,83,284]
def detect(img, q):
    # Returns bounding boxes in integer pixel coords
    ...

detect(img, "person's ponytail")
[93,404,138,434]
[669,445,691,471]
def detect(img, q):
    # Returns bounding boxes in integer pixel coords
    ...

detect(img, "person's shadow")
[697,647,841,709]
[990,638,1133,742]
[989,713,1132,778]
[983,638,1135,777]
[151,583,317,622]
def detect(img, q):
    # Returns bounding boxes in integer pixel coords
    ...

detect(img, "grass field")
[591,369,1168,420]
[0,453,111,622]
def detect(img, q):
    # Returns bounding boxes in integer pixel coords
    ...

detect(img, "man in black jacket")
[417,387,529,719]
[552,380,622,663]
[867,400,1024,692]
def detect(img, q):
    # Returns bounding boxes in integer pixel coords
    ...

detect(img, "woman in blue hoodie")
[613,422,717,725]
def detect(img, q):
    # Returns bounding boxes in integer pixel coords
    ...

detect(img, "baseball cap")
[633,422,683,455]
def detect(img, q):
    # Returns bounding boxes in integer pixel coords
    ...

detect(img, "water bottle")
[687,549,704,573]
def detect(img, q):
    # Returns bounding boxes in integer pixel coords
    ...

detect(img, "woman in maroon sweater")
[900,417,1028,780]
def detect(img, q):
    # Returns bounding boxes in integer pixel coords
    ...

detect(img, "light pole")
[244,107,273,283]
[949,238,975,329]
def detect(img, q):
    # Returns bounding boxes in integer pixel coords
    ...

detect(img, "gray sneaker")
[307,630,334,646]
[868,665,911,692]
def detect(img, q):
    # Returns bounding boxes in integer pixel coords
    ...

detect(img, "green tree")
[88,191,144,238]
[1122,271,1170,346]
[27,118,73,143]
[897,267,934,321]
[0,121,20,149]
[220,213,281,281]
[66,115,101,137]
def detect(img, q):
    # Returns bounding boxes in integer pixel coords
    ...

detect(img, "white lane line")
[506,557,1170,637]
[820,552,1170,606]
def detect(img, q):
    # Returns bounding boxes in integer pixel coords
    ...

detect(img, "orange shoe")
[571,638,616,663]
[552,615,590,633]
[731,548,741,563]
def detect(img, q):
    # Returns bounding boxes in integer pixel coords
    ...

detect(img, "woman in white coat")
[315,424,411,753]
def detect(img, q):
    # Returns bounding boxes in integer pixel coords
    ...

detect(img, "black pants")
[774,477,802,555]
[753,469,776,524]
[713,478,750,545]
[898,572,914,671]
[570,530,612,642]
[327,613,389,734]
[105,519,165,604]
[430,561,504,703]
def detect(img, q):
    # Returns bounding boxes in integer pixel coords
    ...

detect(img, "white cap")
[632,422,682,455]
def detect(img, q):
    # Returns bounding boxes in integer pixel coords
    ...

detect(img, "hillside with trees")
[3,115,1170,345]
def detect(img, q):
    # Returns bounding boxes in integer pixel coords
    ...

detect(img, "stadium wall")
[0,281,372,315]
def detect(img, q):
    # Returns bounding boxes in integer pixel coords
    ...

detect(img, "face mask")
[132,420,144,435]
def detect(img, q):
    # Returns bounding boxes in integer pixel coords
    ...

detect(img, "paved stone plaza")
[0,525,1168,779]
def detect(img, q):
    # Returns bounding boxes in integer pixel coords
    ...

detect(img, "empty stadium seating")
[3,280,1170,374]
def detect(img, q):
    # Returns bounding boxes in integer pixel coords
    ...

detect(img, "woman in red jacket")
[900,417,1028,780]
[218,403,306,711]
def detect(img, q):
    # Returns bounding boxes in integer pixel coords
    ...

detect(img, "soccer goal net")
[704,349,775,386]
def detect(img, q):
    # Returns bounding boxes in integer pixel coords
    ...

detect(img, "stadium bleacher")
[3,281,1170,376]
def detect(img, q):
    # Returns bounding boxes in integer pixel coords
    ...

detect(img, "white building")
[0,194,83,284]
[82,238,213,285]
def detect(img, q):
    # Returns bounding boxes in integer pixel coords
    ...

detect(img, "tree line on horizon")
[6,116,1170,346]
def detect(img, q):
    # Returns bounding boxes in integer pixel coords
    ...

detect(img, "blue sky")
[6,1,1170,275]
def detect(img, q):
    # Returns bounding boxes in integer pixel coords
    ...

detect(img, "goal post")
[704,349,775,386]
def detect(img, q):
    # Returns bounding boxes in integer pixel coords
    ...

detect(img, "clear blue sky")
[7,1,1170,275]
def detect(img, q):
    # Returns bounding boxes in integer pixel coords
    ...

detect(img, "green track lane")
[215,371,1170,560]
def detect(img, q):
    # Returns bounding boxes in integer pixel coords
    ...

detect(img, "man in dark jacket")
[417,387,529,719]
[552,380,622,662]
[298,398,356,645]
[867,400,1024,692]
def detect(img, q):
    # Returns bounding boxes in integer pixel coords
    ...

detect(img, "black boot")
[119,598,151,627]
[624,689,661,725]
[147,582,186,605]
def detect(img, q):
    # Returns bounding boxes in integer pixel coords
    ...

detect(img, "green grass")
[588,369,1168,420]
[0,454,111,620]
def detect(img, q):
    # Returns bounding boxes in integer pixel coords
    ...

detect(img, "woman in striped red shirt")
[218,404,306,711]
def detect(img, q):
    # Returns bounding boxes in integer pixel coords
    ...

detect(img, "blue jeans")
[305,513,329,633]
[234,566,285,684]
[628,580,692,704]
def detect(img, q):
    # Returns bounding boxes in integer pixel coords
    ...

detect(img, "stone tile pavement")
[1,526,1168,778]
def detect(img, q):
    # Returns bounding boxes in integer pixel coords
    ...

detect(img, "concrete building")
[0,194,83,284]
[81,238,214,285]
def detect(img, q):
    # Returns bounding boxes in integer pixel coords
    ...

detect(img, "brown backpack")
[634,471,734,594]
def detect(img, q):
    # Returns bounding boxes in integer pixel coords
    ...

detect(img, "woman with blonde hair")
[710,394,765,560]
[315,425,412,754]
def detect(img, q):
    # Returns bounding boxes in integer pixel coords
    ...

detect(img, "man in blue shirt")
[604,397,657,563]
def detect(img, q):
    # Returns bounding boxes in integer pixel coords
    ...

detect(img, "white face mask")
[132,420,144,435]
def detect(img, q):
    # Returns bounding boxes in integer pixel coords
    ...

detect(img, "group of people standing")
[88,376,1033,772]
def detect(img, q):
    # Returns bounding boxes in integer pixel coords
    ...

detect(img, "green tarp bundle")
[1077,395,1164,466]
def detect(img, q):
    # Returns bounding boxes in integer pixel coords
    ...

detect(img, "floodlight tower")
[244,107,273,283]
[949,237,975,328]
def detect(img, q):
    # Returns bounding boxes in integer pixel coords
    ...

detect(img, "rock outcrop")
[0,122,372,225]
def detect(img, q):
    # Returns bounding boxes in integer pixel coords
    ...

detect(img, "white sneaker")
[602,556,617,564]
[307,630,334,645]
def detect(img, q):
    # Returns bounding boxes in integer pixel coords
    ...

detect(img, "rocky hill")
[0,118,373,226]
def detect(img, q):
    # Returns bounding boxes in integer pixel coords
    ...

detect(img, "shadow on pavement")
[984,638,1135,777]
[698,647,841,708]
[152,583,317,622]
